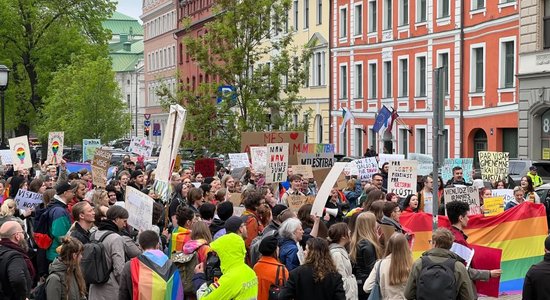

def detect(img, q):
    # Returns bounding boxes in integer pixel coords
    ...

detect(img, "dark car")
[509,160,550,186]
[535,183,550,228]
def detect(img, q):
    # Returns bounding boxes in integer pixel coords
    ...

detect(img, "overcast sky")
[115,0,143,23]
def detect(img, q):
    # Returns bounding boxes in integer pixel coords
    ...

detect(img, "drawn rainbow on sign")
[400,202,547,295]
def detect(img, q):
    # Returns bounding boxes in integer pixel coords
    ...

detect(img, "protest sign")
[336,172,348,189]
[156,105,187,182]
[296,144,335,170]
[312,168,331,187]
[287,195,307,213]
[388,160,418,197]
[229,193,242,206]
[194,158,216,177]
[66,162,91,174]
[250,147,267,174]
[451,243,475,268]
[440,158,474,184]
[0,149,13,165]
[128,137,154,158]
[46,132,64,165]
[350,157,379,181]
[82,139,101,162]
[14,189,43,211]
[241,131,304,165]
[479,151,509,181]
[125,186,154,232]
[233,206,245,217]
[492,189,514,206]
[311,162,348,217]
[228,153,250,169]
[379,153,404,168]
[266,143,289,184]
[444,186,482,215]
[291,165,314,179]
[408,153,433,176]
[92,148,112,188]
[9,136,32,170]
[483,196,505,217]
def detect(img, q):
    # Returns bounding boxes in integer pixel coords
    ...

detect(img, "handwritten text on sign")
[479,151,509,181]
[388,160,418,197]
[125,186,154,232]
[444,186,482,215]
[266,143,289,184]
[14,189,43,210]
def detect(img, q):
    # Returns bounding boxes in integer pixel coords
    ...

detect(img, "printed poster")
[241,131,304,165]
[387,160,418,197]
[82,139,101,162]
[125,186,154,232]
[46,132,64,165]
[8,136,32,170]
[0,149,13,165]
[250,146,267,174]
[478,151,509,182]
[266,143,289,184]
[379,153,405,168]
[440,158,474,184]
[444,186,482,215]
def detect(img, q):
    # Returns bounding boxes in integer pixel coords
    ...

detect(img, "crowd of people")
[0,155,548,300]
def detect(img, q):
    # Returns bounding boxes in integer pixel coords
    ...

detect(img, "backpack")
[172,248,203,294]
[204,251,222,284]
[33,204,56,249]
[268,265,286,300]
[32,273,60,300]
[249,229,279,267]
[416,256,458,300]
[0,247,22,299]
[81,230,115,285]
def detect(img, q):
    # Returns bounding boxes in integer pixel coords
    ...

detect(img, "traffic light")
[144,127,150,137]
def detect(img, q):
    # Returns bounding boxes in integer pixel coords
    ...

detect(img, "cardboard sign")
[9,136,32,170]
[228,153,250,169]
[388,160,418,197]
[312,168,331,187]
[82,139,101,162]
[349,157,379,181]
[14,189,43,211]
[128,137,154,158]
[408,153,433,176]
[491,189,514,206]
[156,105,187,182]
[287,195,307,213]
[233,206,245,217]
[46,132,64,165]
[336,173,348,189]
[92,148,112,188]
[266,143,289,184]
[296,144,335,170]
[379,153,404,168]
[483,196,505,217]
[125,186,154,232]
[479,151,509,182]
[291,165,314,179]
[229,193,242,207]
[311,162,348,217]
[0,149,13,165]
[194,158,216,177]
[444,186,482,215]
[440,158,474,184]
[250,147,267,174]
[241,131,304,165]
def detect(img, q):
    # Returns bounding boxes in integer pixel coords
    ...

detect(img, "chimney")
[120,33,128,43]
[123,42,131,52]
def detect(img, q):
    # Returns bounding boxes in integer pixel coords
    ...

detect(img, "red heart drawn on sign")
[290,132,299,140]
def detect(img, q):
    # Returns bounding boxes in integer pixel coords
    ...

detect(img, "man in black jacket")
[69,201,95,244]
[0,221,35,300]
[523,235,550,299]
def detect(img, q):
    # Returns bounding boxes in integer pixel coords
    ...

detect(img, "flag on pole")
[372,106,392,133]
[340,108,355,133]
[386,109,399,133]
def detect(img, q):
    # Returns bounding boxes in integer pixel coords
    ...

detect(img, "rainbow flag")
[130,254,184,300]
[400,202,547,295]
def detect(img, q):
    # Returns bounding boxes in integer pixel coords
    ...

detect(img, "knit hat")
[271,204,288,219]
[259,235,278,256]
[56,182,72,195]
[131,170,143,179]
[225,216,243,233]
[217,201,234,221]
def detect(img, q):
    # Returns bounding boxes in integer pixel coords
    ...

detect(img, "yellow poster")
[543,148,550,160]
[483,196,505,217]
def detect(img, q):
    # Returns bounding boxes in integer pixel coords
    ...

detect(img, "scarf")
[0,239,36,278]
[97,219,120,233]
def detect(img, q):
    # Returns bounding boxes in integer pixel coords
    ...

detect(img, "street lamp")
[0,65,10,149]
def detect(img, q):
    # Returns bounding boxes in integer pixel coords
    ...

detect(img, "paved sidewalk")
[479,294,520,300]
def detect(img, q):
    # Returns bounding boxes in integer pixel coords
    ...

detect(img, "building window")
[472,0,485,10]
[416,128,426,154]
[317,0,322,24]
[341,128,348,155]
[311,51,325,86]
[293,0,298,30]
[399,128,409,155]
[340,64,348,99]
[355,128,363,156]
[316,115,323,142]
[304,0,309,29]
[383,61,392,98]
[437,52,449,95]
[384,0,392,30]
[369,62,377,99]
[340,7,348,38]
[416,56,426,97]
[502,41,515,88]
[545,0,550,48]
[354,4,363,36]
[438,0,450,18]
[368,0,377,32]
[400,0,409,25]
[471,46,485,92]
[399,58,408,97]
[369,128,377,149]
[355,63,363,98]
[417,0,427,22]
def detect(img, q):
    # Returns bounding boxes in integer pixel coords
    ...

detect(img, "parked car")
[508,160,550,186]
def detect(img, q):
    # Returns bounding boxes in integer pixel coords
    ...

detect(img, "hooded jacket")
[279,238,300,271]
[209,218,225,237]
[192,233,258,299]
[42,198,71,261]
[183,239,211,263]
[45,258,84,300]
[329,243,358,300]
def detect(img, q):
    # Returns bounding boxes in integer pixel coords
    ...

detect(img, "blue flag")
[372,106,392,133]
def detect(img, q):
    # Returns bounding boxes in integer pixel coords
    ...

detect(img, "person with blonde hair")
[364,233,413,299]
[45,236,87,300]
[350,212,382,300]
[343,178,362,209]
[182,221,212,264]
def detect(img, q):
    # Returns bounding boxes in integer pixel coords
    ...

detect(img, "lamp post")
[0,65,10,149]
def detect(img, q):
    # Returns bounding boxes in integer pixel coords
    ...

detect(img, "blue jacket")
[279,238,300,271]
[344,180,362,208]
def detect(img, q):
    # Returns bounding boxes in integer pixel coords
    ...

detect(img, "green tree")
[38,55,130,145]
[0,0,115,136]
[176,0,312,152]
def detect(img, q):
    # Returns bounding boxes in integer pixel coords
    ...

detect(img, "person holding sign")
[281,175,305,207]
[505,187,526,211]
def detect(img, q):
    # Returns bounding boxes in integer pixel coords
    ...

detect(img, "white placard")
[46,132,64,165]
[444,186,482,215]
[378,153,404,168]
[479,151,509,181]
[311,162,348,217]
[0,149,13,165]
[491,189,514,206]
[352,157,379,181]
[228,153,250,169]
[387,160,418,198]
[266,143,289,184]
[451,242,475,268]
[128,137,154,158]
[125,186,154,232]
[14,189,43,211]
[9,136,32,170]
[250,147,267,174]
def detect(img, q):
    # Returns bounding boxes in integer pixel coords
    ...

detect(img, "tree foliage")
[0,0,115,136]
[38,55,130,145]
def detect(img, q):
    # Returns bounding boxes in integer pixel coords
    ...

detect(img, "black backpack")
[416,256,458,300]
[205,251,222,284]
[81,230,115,285]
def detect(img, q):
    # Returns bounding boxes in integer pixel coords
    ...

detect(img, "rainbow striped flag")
[400,202,547,295]
[130,254,184,300]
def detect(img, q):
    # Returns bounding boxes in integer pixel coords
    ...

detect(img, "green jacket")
[196,233,258,300]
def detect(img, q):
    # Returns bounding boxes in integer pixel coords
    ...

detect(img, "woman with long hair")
[45,236,87,300]
[402,194,419,213]
[182,221,212,263]
[350,212,383,300]
[520,176,541,203]
[279,237,345,300]
[328,223,358,300]
[364,233,413,299]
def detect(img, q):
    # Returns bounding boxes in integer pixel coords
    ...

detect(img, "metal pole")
[432,67,446,231]
[135,71,138,137]
[0,90,5,149]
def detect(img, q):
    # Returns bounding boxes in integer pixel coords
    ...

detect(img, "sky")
[115,0,143,23]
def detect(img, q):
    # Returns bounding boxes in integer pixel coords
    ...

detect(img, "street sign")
[144,114,151,120]
[216,85,237,106]
[144,120,151,127]
[153,123,161,136]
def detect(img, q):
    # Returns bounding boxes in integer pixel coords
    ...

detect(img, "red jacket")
[449,225,470,249]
